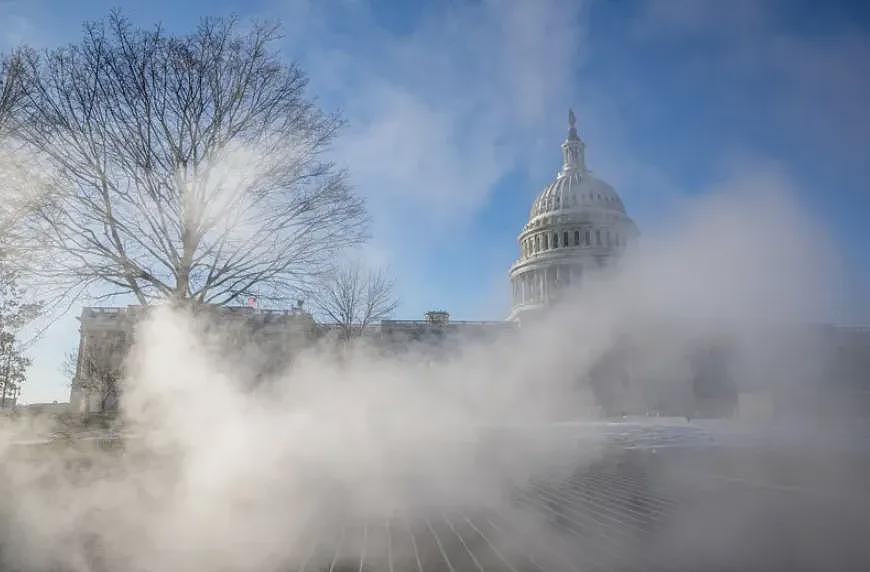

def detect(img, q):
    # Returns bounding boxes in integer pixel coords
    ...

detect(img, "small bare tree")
[314,262,398,340]
[0,257,39,407]
[65,334,126,415]
[8,13,367,307]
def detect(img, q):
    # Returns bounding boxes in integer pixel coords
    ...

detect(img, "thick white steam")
[0,167,848,571]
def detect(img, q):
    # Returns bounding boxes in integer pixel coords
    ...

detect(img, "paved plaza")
[290,421,870,572]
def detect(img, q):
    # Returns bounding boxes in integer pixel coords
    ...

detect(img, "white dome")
[508,110,638,321]
[529,170,627,220]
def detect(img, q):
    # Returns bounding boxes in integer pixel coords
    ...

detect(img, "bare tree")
[314,262,398,340]
[66,333,126,415]
[8,13,367,307]
[0,257,38,407]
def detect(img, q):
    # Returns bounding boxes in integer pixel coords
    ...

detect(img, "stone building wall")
[69,305,321,416]
[68,307,514,416]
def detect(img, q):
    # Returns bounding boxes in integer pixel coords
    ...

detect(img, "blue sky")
[3,0,869,402]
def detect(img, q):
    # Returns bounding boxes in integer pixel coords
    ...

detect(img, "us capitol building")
[69,111,633,413]
[509,110,637,320]
[69,111,869,420]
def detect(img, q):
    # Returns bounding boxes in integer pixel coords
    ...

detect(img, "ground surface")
[5,419,870,571]
[290,420,870,572]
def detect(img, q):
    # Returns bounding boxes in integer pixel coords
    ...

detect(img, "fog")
[1,160,867,571]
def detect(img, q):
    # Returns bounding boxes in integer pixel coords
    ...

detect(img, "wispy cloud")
[281,0,588,229]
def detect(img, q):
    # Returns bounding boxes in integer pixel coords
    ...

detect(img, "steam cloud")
[0,166,858,571]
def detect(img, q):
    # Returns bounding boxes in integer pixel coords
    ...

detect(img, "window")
[574,230,580,245]
[543,234,549,249]
[553,233,558,248]
[564,231,569,247]
[585,230,591,245]
[596,229,601,245]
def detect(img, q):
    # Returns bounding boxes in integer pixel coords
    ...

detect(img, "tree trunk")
[1,355,7,408]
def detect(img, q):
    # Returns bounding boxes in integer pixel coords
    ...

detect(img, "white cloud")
[337,86,502,222]
[287,0,588,229]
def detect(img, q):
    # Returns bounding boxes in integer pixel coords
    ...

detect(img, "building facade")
[69,307,512,415]
[69,305,320,415]
[509,110,638,321]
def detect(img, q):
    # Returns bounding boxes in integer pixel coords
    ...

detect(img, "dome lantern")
[561,109,586,174]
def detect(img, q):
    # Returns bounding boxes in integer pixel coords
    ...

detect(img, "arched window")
[596,229,601,245]
[585,230,591,245]
[563,231,569,247]
[543,234,549,249]
[574,230,580,245]
[553,233,559,248]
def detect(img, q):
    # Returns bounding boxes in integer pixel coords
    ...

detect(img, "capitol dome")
[529,170,627,219]
[508,110,638,321]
